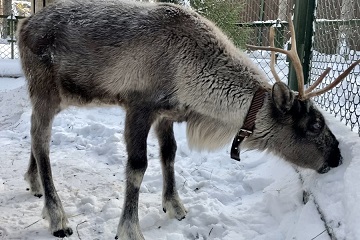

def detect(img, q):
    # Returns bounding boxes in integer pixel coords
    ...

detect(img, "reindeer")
[17,0,358,239]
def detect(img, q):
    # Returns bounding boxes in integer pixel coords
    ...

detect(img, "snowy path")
[0,79,359,240]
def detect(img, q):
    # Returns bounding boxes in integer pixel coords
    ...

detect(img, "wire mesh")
[237,0,292,84]
[310,0,360,135]
[0,15,21,59]
[240,0,360,136]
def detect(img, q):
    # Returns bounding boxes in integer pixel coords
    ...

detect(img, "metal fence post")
[7,14,16,59]
[10,14,14,59]
[288,0,315,91]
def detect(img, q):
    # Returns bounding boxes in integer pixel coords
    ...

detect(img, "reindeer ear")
[272,82,295,113]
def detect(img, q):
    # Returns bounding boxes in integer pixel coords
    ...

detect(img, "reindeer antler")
[246,15,360,101]
[269,27,281,83]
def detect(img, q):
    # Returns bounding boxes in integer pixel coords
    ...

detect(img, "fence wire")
[0,15,22,59]
[238,0,292,84]
[310,0,360,135]
[239,0,360,136]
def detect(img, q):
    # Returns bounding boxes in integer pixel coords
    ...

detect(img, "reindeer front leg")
[155,119,187,221]
[116,107,153,240]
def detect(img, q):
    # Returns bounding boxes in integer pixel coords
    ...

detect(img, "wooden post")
[257,0,265,46]
[31,0,55,14]
[338,0,356,57]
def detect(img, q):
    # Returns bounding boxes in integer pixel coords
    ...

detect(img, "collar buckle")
[230,128,252,161]
[238,129,253,138]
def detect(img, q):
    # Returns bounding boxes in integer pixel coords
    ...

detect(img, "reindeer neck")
[230,87,268,160]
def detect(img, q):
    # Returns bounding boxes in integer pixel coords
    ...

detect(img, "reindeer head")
[245,16,360,173]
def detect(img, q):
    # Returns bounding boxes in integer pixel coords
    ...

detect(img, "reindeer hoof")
[34,193,43,198]
[53,227,73,238]
[26,188,43,198]
[163,197,187,221]
[178,215,185,221]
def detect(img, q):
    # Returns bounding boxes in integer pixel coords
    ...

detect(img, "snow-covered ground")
[0,59,360,240]
[0,58,22,77]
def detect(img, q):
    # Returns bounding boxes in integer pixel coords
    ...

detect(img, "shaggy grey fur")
[17,1,342,239]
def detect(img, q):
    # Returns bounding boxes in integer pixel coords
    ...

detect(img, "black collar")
[230,87,267,161]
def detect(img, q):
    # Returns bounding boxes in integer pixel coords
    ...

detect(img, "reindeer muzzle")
[317,154,343,174]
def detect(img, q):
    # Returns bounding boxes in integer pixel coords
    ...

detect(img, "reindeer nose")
[328,148,342,168]
[318,150,343,174]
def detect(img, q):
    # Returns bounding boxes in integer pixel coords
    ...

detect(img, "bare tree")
[0,1,3,38]
[1,0,11,38]
[338,0,355,57]
[3,0,11,15]
[277,0,288,21]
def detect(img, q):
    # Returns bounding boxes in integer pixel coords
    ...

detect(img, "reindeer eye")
[310,122,322,133]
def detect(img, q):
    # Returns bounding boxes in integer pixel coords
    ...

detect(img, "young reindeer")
[17,0,358,239]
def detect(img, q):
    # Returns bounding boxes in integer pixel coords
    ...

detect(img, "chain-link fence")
[238,0,360,135]
[310,0,360,135]
[0,14,23,59]
[237,0,292,84]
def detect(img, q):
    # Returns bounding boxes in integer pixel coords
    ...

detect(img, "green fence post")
[10,14,14,59]
[288,0,316,91]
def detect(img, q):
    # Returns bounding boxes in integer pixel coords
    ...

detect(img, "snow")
[1,59,360,240]
[0,58,22,77]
